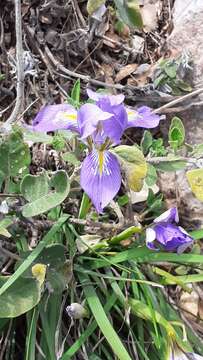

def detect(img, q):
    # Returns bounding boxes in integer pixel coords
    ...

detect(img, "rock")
[159,0,203,226]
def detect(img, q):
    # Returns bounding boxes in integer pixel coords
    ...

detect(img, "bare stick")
[45,45,124,90]
[154,87,203,113]
[1,0,24,130]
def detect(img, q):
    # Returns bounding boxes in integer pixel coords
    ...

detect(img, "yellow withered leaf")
[112,145,147,192]
[32,263,47,286]
[186,168,203,202]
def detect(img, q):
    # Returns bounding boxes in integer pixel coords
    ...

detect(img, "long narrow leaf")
[78,273,132,360]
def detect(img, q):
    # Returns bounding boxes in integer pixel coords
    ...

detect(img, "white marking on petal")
[146,228,156,244]
[178,226,190,236]
[154,207,179,224]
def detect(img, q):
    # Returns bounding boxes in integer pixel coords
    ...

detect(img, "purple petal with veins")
[30,104,79,133]
[126,106,162,129]
[80,149,121,213]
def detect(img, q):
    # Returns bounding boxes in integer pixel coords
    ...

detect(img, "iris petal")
[87,89,124,106]
[154,207,179,224]
[80,149,121,213]
[77,103,113,140]
[30,104,78,133]
[126,106,161,129]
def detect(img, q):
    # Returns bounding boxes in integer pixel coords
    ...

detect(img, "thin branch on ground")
[1,0,24,131]
[154,87,203,113]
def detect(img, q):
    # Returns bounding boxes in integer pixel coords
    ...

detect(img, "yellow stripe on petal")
[62,113,77,121]
[127,111,135,116]
[98,150,104,175]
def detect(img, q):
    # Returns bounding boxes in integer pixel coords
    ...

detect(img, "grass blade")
[78,273,132,360]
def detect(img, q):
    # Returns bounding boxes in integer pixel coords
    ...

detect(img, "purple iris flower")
[87,89,162,131]
[146,207,193,253]
[29,91,162,213]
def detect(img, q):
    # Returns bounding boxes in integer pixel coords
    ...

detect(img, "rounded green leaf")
[0,275,41,318]
[21,171,70,217]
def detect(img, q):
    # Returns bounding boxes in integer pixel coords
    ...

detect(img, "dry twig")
[1,0,24,131]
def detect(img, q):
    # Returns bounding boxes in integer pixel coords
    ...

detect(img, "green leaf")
[21,172,49,202]
[0,272,43,318]
[0,129,31,178]
[90,246,203,270]
[154,158,187,172]
[163,63,177,78]
[25,308,39,360]
[23,129,53,144]
[128,298,190,352]
[186,168,203,202]
[141,130,153,155]
[124,0,143,28]
[52,134,66,151]
[0,216,68,297]
[78,273,132,360]
[169,117,185,149]
[117,194,129,206]
[71,79,81,104]
[21,171,70,217]
[0,217,13,238]
[114,0,143,29]
[87,0,105,15]
[112,145,147,191]
[62,152,80,166]
[145,164,157,186]
[19,244,71,293]
[175,79,192,92]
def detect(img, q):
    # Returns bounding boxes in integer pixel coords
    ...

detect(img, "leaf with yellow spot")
[112,145,147,191]
[32,263,46,286]
[186,168,203,202]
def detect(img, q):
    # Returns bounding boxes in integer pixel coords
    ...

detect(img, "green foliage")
[62,152,80,165]
[79,273,132,360]
[146,189,163,215]
[1,79,203,359]
[23,129,53,144]
[52,134,66,150]
[117,194,129,206]
[169,117,185,150]
[154,58,192,95]
[67,79,81,108]
[145,164,157,186]
[141,131,167,156]
[154,156,187,172]
[114,0,143,29]
[0,72,5,81]
[0,268,44,318]
[19,244,71,293]
[141,130,153,155]
[21,171,70,217]
[150,138,167,156]
[0,129,31,180]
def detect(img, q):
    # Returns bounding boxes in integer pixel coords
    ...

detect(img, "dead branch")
[1,0,24,131]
